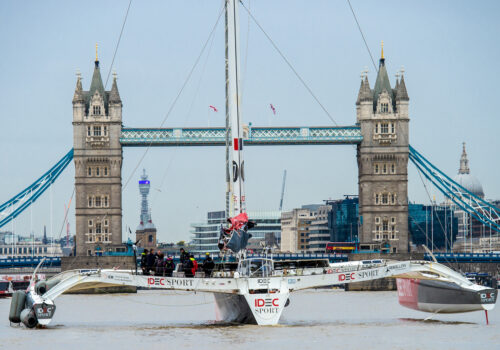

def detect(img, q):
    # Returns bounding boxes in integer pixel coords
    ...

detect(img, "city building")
[191,210,281,253]
[72,55,124,256]
[308,204,333,253]
[356,48,410,253]
[328,196,359,243]
[281,207,317,252]
[0,232,63,257]
[135,169,157,249]
[408,204,458,251]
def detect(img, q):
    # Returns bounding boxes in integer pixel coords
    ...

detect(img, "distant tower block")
[135,169,157,249]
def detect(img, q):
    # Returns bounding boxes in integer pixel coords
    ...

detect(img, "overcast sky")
[1,0,499,244]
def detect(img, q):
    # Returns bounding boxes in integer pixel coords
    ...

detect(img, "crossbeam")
[120,126,362,146]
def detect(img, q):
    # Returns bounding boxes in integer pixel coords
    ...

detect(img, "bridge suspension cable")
[0,149,74,228]
[409,145,500,233]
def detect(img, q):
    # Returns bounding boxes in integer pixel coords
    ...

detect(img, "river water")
[1,289,499,350]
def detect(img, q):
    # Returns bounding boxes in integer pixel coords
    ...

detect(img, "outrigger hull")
[396,278,497,313]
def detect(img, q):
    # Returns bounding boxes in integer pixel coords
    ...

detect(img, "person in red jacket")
[190,255,198,277]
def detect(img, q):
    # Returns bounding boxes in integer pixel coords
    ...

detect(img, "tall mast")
[225,0,245,215]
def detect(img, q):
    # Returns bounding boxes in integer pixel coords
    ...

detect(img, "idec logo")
[338,273,355,282]
[255,298,279,308]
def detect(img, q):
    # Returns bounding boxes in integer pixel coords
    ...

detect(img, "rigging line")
[239,1,339,127]
[346,0,377,72]
[152,20,219,206]
[241,0,251,101]
[415,166,457,264]
[55,188,75,240]
[105,0,133,88]
[123,5,225,190]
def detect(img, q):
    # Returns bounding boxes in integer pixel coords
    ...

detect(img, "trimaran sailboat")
[8,0,497,328]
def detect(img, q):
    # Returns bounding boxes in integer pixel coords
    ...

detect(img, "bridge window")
[89,229,93,234]
[380,123,389,134]
[391,217,396,224]
[104,219,108,226]
[93,126,101,136]
[375,217,380,224]
[381,193,388,204]
[87,126,91,136]
[95,197,101,207]
[104,167,108,176]
[104,228,108,234]
[88,167,92,176]
[103,126,108,136]
[375,194,379,205]
[96,167,100,176]
[375,124,379,134]
[391,123,395,133]
[88,197,93,207]
[87,249,92,256]
[381,103,389,113]
[88,219,93,227]
[382,219,389,231]
[96,223,102,234]
[382,163,387,174]
[93,105,101,115]
[391,193,396,204]
[374,164,379,174]
[104,196,109,207]
[390,163,396,174]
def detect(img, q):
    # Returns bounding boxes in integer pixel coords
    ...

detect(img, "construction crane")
[279,170,287,211]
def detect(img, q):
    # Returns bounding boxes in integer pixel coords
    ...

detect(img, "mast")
[226,0,245,215]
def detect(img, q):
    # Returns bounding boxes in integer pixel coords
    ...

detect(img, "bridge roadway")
[120,126,363,146]
[2,253,500,269]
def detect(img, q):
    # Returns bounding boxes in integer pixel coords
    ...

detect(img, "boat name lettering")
[108,274,132,282]
[388,263,407,270]
[338,273,355,282]
[358,270,378,279]
[480,292,495,302]
[257,278,270,284]
[147,277,193,288]
[255,298,279,308]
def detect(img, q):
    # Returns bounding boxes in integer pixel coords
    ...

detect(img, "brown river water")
[1,289,499,350]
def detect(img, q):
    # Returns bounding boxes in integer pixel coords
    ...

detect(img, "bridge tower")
[356,45,410,253]
[72,53,123,256]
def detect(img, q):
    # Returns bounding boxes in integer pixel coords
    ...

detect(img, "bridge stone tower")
[72,55,123,256]
[356,47,410,253]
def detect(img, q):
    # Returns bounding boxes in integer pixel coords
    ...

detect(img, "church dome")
[453,173,484,198]
[453,143,484,198]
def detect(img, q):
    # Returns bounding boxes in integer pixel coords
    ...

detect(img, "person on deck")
[155,252,165,276]
[179,248,189,265]
[184,256,194,277]
[202,252,215,277]
[165,256,175,277]
[140,249,148,275]
[146,248,156,275]
[190,255,198,277]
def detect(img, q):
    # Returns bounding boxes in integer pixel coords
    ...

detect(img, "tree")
[177,240,185,247]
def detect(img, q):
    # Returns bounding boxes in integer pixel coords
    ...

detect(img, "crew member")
[146,248,156,275]
[165,256,175,277]
[140,249,148,275]
[190,255,198,277]
[202,252,215,277]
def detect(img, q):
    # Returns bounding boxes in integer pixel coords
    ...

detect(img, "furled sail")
[218,212,255,253]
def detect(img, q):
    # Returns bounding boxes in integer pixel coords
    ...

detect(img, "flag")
[209,105,218,112]
[270,104,276,115]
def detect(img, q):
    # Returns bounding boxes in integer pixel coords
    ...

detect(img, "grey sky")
[1,0,499,244]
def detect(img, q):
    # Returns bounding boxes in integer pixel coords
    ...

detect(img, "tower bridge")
[71,50,410,256]
[1,51,498,256]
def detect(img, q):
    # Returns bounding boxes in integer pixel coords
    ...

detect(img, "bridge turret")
[73,52,123,256]
[357,43,410,253]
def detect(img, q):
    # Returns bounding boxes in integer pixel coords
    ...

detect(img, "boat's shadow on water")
[398,318,476,325]
[45,318,477,331]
